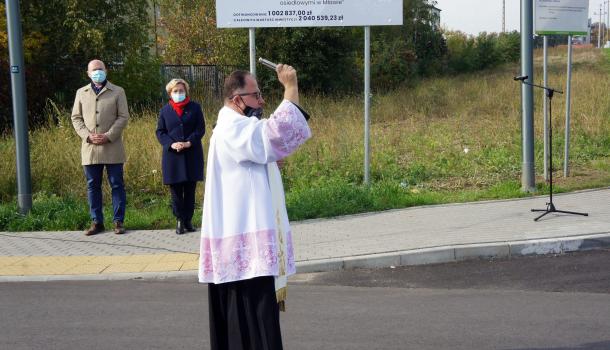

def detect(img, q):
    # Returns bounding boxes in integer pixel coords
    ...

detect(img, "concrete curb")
[0,270,198,283]
[295,232,610,274]
[2,232,609,282]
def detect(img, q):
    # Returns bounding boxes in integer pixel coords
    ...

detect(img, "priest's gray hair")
[223,70,251,100]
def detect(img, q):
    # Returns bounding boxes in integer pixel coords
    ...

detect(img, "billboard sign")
[535,0,589,35]
[216,0,403,28]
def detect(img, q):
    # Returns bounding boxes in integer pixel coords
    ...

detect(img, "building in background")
[427,4,442,30]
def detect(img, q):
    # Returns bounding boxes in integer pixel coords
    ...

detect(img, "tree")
[445,31,477,73]
[1,0,159,130]
[496,31,520,63]
[1,3,11,131]
[409,0,447,76]
[157,0,247,65]
[368,0,447,89]
[1,2,55,131]
[63,0,151,61]
[444,30,520,74]
[255,27,360,93]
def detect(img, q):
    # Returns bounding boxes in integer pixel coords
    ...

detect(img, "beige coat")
[71,81,129,165]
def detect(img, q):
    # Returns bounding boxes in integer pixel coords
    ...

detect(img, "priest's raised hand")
[276,63,299,105]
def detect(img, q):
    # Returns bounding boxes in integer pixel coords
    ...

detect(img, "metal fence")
[161,65,242,101]
[0,63,244,131]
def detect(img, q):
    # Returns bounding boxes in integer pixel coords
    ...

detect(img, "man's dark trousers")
[84,164,126,223]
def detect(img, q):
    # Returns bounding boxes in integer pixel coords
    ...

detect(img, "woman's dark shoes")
[184,220,196,232]
[176,219,186,235]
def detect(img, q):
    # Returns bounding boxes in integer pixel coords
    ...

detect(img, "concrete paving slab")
[159,253,199,262]
[101,263,147,274]
[142,262,184,273]
[122,255,165,264]
[180,260,199,271]
[0,257,26,266]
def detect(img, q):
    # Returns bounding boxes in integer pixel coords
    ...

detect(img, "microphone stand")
[515,77,588,221]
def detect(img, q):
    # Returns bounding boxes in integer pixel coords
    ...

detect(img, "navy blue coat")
[156,101,205,185]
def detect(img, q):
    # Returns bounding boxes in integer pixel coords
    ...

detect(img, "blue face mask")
[90,69,106,84]
[171,92,186,103]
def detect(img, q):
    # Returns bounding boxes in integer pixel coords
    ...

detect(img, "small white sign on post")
[535,0,589,35]
[216,0,403,28]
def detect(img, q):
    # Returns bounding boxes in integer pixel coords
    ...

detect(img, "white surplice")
[199,100,311,288]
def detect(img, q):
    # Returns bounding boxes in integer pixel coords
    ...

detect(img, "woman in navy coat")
[156,79,205,234]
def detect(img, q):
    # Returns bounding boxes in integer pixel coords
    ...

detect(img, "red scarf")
[169,96,191,117]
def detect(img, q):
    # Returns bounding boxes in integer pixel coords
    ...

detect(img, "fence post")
[160,65,166,103]
[214,65,222,98]
[189,65,195,86]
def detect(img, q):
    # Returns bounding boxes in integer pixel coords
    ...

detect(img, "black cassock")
[208,276,283,350]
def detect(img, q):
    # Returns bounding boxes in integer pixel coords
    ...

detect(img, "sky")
[434,0,607,35]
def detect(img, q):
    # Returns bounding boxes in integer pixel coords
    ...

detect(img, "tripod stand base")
[531,202,588,221]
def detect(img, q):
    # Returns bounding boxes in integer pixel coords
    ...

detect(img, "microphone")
[513,75,529,81]
[258,57,278,70]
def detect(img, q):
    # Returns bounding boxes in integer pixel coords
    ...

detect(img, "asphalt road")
[1,250,609,350]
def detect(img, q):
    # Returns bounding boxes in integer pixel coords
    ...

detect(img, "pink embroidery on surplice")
[200,229,293,283]
[265,103,311,159]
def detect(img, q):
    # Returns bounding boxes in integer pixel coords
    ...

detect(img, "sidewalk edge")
[2,233,609,282]
[295,233,610,274]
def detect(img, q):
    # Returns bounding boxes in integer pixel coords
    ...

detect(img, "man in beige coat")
[71,59,129,236]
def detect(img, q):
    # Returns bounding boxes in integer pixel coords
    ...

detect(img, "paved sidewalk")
[1,188,609,282]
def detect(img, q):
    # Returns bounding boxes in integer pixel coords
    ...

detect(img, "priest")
[199,64,311,350]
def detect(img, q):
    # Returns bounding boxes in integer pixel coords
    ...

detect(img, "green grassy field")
[1,47,609,231]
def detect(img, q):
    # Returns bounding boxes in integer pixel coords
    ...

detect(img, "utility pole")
[606,0,610,46]
[503,0,506,33]
[602,2,604,45]
[598,4,602,48]
[602,0,610,47]
[5,0,32,214]
[520,0,535,192]
[600,1,606,48]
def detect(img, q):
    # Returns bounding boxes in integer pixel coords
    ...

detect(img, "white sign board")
[535,0,589,35]
[216,0,403,28]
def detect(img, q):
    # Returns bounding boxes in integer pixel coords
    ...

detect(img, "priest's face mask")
[232,75,265,119]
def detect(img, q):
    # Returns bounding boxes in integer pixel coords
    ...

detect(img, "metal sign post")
[364,26,371,184]
[543,35,549,181]
[5,0,32,214]
[563,35,573,177]
[249,28,256,77]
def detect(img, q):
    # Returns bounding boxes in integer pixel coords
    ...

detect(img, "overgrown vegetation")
[1,47,609,231]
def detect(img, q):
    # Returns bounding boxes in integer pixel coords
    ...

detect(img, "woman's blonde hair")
[165,78,190,95]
